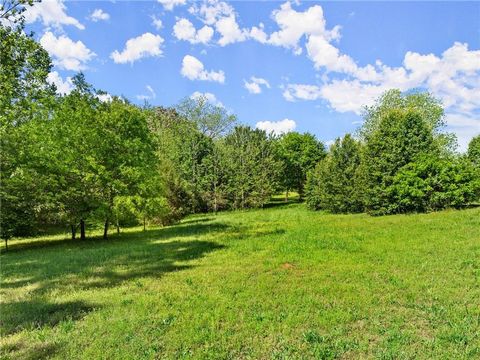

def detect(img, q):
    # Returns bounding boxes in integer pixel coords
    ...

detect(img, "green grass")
[1,203,479,359]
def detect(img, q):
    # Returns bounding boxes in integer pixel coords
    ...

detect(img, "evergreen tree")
[305,134,363,213]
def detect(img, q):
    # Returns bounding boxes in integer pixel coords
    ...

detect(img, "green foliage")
[468,135,480,166]
[389,154,480,213]
[362,109,436,214]
[307,90,478,215]
[305,134,363,213]
[275,132,325,198]
[223,126,281,209]
[0,23,55,241]
[359,89,445,140]
[176,95,236,139]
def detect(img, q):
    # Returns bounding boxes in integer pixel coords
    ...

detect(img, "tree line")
[305,90,480,215]
[1,6,479,249]
[1,13,326,246]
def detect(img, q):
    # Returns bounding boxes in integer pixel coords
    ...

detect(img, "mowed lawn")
[1,203,479,359]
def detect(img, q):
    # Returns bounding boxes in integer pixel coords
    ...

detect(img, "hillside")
[1,204,479,359]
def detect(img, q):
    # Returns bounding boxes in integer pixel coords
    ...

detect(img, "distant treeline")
[1,21,326,243]
[306,91,480,215]
[1,15,479,247]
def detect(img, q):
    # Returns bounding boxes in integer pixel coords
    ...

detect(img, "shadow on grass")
[179,217,215,225]
[1,222,228,337]
[1,300,97,336]
[1,222,227,254]
[2,338,60,360]
[263,198,301,209]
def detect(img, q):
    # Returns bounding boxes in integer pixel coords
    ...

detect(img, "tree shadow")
[1,222,228,254]
[1,222,228,338]
[1,299,97,336]
[263,198,301,209]
[2,338,59,360]
[179,217,214,225]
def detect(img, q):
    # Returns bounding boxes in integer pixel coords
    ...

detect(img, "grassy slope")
[1,204,479,359]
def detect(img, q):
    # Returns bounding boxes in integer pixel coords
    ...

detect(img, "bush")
[389,155,480,212]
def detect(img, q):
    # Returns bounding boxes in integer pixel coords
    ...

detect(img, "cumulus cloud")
[244,77,270,94]
[173,18,214,44]
[158,0,186,11]
[181,55,225,83]
[47,71,73,94]
[111,33,164,64]
[268,2,337,55]
[188,0,267,46]
[25,0,84,30]
[282,84,322,102]
[286,42,480,119]
[136,85,156,101]
[151,16,163,30]
[191,91,224,107]
[40,32,95,71]
[256,119,296,136]
[89,9,109,22]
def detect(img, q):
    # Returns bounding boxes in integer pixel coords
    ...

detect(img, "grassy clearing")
[1,202,479,359]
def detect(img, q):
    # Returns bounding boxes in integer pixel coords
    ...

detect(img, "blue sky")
[23,0,480,150]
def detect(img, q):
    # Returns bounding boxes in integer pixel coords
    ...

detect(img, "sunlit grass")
[1,203,479,359]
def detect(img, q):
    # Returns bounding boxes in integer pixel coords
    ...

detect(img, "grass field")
[1,202,479,359]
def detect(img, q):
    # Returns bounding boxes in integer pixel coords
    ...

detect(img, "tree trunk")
[4,238,8,252]
[80,219,86,240]
[71,224,76,240]
[103,219,109,239]
[116,219,120,234]
[285,190,289,202]
[143,217,146,231]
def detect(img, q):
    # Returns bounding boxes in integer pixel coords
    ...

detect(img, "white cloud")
[111,33,164,64]
[256,119,296,136]
[191,0,234,26]
[268,2,340,55]
[173,18,214,44]
[47,71,73,94]
[181,55,225,83]
[136,85,156,101]
[249,24,268,43]
[191,91,224,107]
[89,9,109,22]
[151,16,163,30]
[244,77,270,94]
[215,13,247,46]
[306,35,357,73]
[282,84,322,102]
[158,0,186,11]
[188,0,263,46]
[40,32,95,71]
[25,0,84,30]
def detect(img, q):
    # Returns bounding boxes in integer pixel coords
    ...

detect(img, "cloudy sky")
[23,0,480,150]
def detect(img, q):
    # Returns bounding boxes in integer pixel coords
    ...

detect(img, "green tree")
[223,126,280,209]
[176,95,236,139]
[362,108,436,214]
[390,154,480,212]
[360,89,445,139]
[468,135,480,166]
[305,134,363,213]
[0,17,55,248]
[93,98,158,238]
[275,132,325,200]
